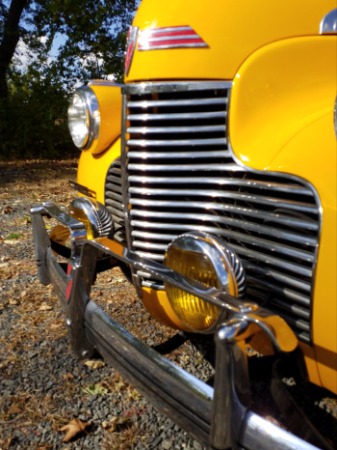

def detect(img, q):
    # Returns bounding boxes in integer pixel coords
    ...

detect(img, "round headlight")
[164,232,246,332]
[68,87,100,149]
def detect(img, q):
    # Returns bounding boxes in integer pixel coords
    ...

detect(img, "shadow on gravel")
[0,160,78,185]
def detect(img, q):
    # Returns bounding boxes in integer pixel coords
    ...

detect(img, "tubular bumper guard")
[31,202,321,450]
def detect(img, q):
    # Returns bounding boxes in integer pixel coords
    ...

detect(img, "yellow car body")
[77,0,337,395]
[31,1,337,448]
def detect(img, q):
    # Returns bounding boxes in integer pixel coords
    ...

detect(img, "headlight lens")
[164,232,246,332]
[68,87,100,149]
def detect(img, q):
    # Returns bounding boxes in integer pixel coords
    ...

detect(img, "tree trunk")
[0,0,30,99]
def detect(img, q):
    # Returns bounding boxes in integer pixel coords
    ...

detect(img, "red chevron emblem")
[137,26,208,50]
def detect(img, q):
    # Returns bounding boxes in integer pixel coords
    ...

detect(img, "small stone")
[150,436,163,447]
[162,439,173,449]
[193,441,203,450]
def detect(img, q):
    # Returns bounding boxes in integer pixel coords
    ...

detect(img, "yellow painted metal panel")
[127,0,336,81]
[77,138,121,204]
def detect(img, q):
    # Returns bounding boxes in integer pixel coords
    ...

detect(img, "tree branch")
[0,0,30,98]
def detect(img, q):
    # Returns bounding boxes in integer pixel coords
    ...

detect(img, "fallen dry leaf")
[9,299,19,306]
[38,303,52,311]
[84,360,105,369]
[62,373,74,381]
[8,403,22,415]
[101,417,118,431]
[60,418,90,443]
[3,205,13,214]
[82,383,108,395]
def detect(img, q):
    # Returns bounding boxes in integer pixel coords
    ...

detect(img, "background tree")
[0,0,136,159]
[0,0,29,99]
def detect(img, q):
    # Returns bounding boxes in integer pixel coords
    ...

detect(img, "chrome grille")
[105,158,126,244]
[106,82,320,343]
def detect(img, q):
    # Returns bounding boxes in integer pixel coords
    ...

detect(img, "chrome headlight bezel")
[68,87,100,150]
[164,231,246,333]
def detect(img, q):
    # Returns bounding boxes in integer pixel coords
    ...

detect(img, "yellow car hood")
[126,0,335,81]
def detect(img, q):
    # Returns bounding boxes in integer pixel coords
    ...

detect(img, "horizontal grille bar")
[129,210,316,247]
[127,125,226,134]
[127,111,226,121]
[128,176,315,196]
[104,81,321,343]
[127,138,227,147]
[128,187,318,214]
[128,97,228,108]
[130,221,313,278]
[128,150,229,159]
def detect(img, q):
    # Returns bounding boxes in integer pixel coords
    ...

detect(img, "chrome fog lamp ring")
[164,231,246,332]
[69,197,114,239]
[68,87,100,150]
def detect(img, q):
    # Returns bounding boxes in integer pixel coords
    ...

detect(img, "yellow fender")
[230,35,337,392]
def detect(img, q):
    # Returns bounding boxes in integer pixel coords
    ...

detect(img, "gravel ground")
[1,161,336,450]
[0,161,210,450]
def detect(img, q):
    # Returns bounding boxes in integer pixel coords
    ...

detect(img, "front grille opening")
[104,81,321,344]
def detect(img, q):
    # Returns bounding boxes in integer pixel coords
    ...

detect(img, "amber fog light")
[164,232,246,332]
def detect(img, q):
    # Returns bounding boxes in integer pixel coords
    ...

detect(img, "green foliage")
[0,66,76,159]
[0,0,136,160]
[5,232,23,239]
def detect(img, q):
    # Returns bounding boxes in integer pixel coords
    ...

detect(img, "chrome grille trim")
[127,138,227,147]
[130,211,315,247]
[105,81,320,343]
[128,125,226,134]
[127,111,226,121]
[129,199,318,231]
[104,158,127,244]
[127,97,228,108]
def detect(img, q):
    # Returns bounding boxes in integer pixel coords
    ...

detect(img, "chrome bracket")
[211,319,251,450]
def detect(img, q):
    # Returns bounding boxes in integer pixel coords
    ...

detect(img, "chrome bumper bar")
[31,203,322,450]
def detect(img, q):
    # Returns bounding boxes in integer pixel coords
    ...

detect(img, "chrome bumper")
[31,202,322,450]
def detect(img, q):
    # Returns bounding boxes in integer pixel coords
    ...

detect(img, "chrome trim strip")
[146,35,201,43]
[244,263,311,293]
[130,210,316,247]
[128,186,318,213]
[88,81,122,87]
[124,81,232,95]
[128,176,315,196]
[127,138,227,147]
[128,150,229,159]
[127,125,226,134]
[139,43,207,50]
[128,199,318,230]
[130,223,313,277]
[128,98,227,108]
[143,26,195,34]
[127,111,226,121]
